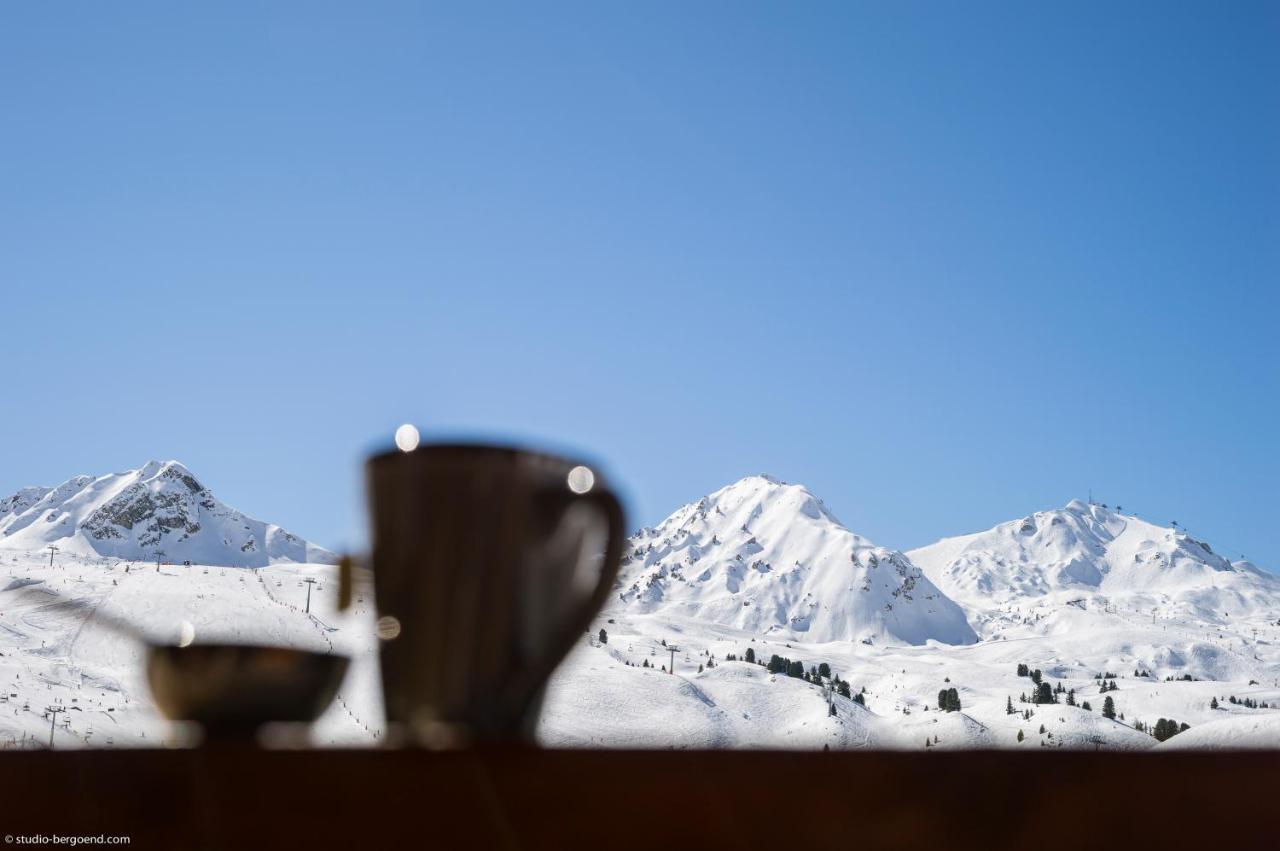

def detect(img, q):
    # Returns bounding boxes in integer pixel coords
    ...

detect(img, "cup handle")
[502,488,626,715]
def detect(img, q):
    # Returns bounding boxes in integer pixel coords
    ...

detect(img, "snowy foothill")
[0,549,381,750]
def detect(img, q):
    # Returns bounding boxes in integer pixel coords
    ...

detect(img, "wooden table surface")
[2,748,1276,850]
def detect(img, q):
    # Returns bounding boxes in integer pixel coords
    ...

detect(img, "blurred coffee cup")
[363,442,625,745]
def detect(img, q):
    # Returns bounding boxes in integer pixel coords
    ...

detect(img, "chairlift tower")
[155,550,165,572]
[45,705,66,749]
[303,578,318,614]
[46,545,59,568]
[667,644,679,675]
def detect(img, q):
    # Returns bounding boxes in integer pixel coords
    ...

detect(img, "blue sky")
[1,2,1276,566]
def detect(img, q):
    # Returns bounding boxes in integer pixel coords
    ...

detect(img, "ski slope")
[0,549,379,749]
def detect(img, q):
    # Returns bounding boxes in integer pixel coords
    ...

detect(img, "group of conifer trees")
[732,650,860,704]
[1012,662,1098,713]
[1150,718,1189,741]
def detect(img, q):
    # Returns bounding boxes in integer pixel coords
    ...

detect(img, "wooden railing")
[2,748,1276,849]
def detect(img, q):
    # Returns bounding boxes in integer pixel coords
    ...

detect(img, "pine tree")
[1017,663,1029,677]
[598,628,608,644]
[1030,669,1042,685]
[829,703,837,717]
[837,680,851,699]
[1102,696,1116,720]
[1082,700,1092,711]
[745,647,756,664]
[1039,724,1045,734]
[947,687,961,712]
[1006,696,1015,715]
[1210,696,1219,710]
[1017,730,1024,742]
[818,662,831,679]
[938,689,948,711]
[1066,689,1076,707]
[1035,682,1053,705]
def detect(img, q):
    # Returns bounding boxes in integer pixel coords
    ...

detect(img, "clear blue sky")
[1,2,1276,567]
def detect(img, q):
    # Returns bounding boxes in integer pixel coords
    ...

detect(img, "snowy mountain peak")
[617,477,976,646]
[0,462,335,567]
[712,474,841,526]
[138,458,195,480]
[908,501,1280,633]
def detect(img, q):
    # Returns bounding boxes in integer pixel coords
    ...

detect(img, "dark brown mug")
[365,443,625,745]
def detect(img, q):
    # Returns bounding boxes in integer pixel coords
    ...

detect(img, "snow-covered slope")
[908,500,1280,638]
[616,476,976,646]
[0,461,335,567]
[0,550,377,749]
[1158,713,1280,750]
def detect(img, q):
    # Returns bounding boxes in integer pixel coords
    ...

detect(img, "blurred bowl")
[146,643,349,739]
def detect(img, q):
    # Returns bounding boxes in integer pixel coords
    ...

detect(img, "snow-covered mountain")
[615,475,976,646]
[908,499,1280,634]
[1,473,1277,752]
[0,461,335,567]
